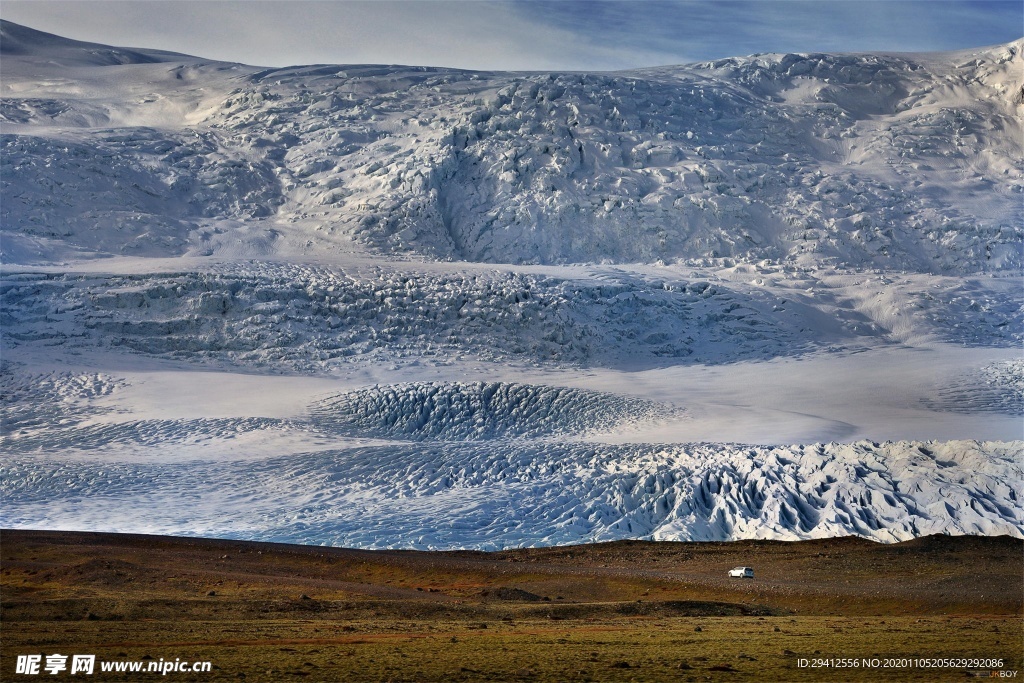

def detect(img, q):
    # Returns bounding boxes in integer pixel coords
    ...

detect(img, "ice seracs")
[2,439,1019,549]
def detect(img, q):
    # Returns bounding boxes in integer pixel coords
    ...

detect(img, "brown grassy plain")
[2,530,1021,681]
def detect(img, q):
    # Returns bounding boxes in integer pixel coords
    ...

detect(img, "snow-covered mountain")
[1,21,1021,548]
[3,20,1021,270]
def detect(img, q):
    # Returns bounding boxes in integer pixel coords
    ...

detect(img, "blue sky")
[2,0,1021,70]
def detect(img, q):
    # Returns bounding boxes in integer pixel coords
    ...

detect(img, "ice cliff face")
[2,20,1021,271]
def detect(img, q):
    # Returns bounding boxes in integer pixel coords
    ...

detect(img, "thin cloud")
[1,0,1020,71]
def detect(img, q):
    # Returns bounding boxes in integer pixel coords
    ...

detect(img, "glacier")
[0,20,1021,548]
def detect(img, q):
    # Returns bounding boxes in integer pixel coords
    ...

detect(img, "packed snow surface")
[1,22,1021,547]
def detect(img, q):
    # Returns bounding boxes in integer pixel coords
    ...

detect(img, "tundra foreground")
[2,530,1020,681]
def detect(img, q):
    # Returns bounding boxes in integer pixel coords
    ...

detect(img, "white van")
[728,566,754,578]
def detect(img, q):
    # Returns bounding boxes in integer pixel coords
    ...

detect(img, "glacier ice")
[1,21,1022,548]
